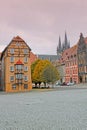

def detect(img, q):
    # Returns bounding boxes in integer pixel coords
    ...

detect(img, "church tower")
[57,32,70,58]
[63,31,70,50]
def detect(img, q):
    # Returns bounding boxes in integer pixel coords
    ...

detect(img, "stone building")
[77,33,87,83]
[0,36,32,92]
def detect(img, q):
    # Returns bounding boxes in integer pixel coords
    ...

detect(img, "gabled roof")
[59,44,77,64]
[12,36,25,42]
[1,36,31,60]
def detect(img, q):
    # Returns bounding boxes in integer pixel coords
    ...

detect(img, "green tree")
[42,63,59,87]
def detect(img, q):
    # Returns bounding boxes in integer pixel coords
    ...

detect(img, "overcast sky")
[0,0,87,55]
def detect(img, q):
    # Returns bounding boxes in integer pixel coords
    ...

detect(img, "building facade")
[65,45,78,83]
[77,33,87,83]
[57,44,78,84]
[1,36,32,92]
[30,51,38,64]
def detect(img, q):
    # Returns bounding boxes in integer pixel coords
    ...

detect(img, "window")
[16,74,23,79]
[24,49,28,54]
[10,49,14,54]
[10,66,14,71]
[10,76,14,81]
[12,84,16,90]
[24,76,28,81]
[16,65,23,70]
[24,57,28,63]
[16,42,20,46]
[24,84,28,89]
[24,66,28,71]
[10,56,14,62]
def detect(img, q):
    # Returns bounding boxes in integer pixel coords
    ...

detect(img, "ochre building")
[1,36,32,92]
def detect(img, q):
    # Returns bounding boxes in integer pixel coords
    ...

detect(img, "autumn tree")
[31,59,60,88]
[31,59,51,87]
[31,59,41,75]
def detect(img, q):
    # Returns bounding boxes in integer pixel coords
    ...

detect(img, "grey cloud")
[0,0,87,54]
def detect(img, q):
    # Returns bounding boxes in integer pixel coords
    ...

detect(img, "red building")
[64,45,78,83]
[30,52,38,64]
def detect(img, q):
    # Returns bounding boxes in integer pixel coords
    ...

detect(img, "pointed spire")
[79,33,84,44]
[59,36,61,49]
[57,36,62,55]
[63,31,70,50]
[68,41,70,48]
[65,31,67,44]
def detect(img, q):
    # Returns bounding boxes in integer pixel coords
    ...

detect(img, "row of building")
[54,33,87,84]
[0,33,87,92]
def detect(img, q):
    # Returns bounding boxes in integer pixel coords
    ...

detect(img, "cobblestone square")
[0,84,87,130]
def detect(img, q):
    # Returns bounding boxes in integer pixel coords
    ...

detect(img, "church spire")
[63,31,70,49]
[57,36,62,56]
[59,36,61,50]
[64,31,68,48]
[79,33,85,45]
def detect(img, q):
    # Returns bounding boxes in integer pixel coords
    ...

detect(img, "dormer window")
[10,49,14,54]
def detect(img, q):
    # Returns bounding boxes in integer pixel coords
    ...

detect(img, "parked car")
[67,82,75,86]
[60,82,67,86]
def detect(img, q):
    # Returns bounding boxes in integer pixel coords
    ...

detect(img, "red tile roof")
[59,44,77,64]
[16,59,23,65]
[12,36,24,42]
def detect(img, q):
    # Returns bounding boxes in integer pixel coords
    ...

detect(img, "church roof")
[37,54,58,62]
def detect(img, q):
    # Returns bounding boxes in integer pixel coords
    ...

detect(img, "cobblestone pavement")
[0,85,87,129]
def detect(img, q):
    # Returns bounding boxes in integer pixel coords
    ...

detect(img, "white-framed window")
[12,84,16,90]
[16,65,23,70]
[24,49,28,54]
[10,66,14,71]
[10,76,14,81]
[10,56,14,62]
[10,49,14,54]
[16,74,23,79]
[24,57,28,63]
[24,66,28,71]
[24,76,28,81]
